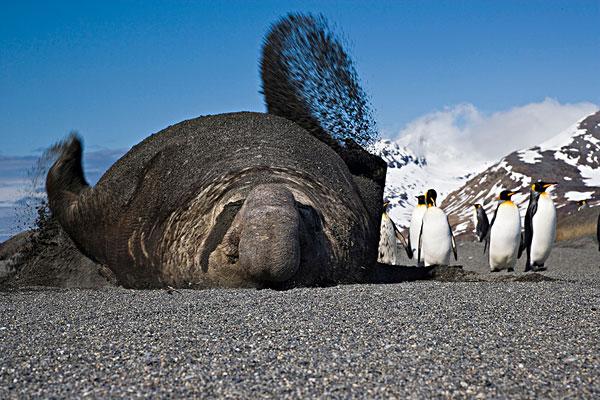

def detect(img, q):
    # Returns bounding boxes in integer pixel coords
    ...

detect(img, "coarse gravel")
[1,239,598,398]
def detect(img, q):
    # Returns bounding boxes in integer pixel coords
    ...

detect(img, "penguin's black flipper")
[517,232,525,259]
[396,231,413,259]
[450,230,458,261]
[417,221,424,265]
[489,204,499,228]
[406,234,414,260]
[524,192,539,270]
[390,217,412,259]
[445,214,458,261]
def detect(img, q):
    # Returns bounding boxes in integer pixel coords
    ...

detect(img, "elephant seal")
[47,112,384,288]
[45,14,387,289]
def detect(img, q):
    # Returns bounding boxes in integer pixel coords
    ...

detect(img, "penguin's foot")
[528,262,546,272]
[507,268,514,272]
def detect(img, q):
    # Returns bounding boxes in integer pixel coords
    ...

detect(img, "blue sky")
[1,0,599,155]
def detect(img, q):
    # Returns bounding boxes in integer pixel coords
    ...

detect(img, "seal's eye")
[199,199,245,271]
[298,203,323,233]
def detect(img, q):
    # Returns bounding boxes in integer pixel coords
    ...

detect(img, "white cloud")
[393,98,598,169]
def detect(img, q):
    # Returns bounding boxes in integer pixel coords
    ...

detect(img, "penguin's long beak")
[543,183,557,188]
[508,192,516,197]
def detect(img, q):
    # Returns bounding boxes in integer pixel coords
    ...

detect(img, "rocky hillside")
[441,110,600,240]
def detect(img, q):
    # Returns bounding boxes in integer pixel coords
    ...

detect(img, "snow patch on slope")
[578,165,600,186]
[564,191,594,202]
[518,149,542,164]
[554,150,580,167]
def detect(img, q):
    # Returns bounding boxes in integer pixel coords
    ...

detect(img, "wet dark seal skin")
[47,112,384,288]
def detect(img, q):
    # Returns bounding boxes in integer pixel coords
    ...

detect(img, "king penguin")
[524,181,557,272]
[486,190,522,272]
[378,200,408,265]
[473,204,489,242]
[407,195,427,263]
[418,189,457,266]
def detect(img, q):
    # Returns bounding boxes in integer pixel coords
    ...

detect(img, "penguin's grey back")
[475,206,490,242]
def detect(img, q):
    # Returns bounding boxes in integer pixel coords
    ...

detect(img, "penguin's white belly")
[378,215,401,265]
[409,206,426,262]
[531,195,556,264]
[421,207,452,266]
[489,204,521,271]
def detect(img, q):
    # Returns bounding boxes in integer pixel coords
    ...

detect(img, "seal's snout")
[238,184,300,283]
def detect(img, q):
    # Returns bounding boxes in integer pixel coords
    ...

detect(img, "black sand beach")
[1,238,598,398]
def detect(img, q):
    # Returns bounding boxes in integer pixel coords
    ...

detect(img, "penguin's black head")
[382,199,391,212]
[426,189,437,207]
[416,195,426,205]
[576,199,587,210]
[473,203,482,209]
[531,181,557,193]
[498,190,516,201]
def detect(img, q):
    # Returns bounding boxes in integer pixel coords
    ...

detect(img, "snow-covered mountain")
[371,139,484,228]
[441,110,600,238]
